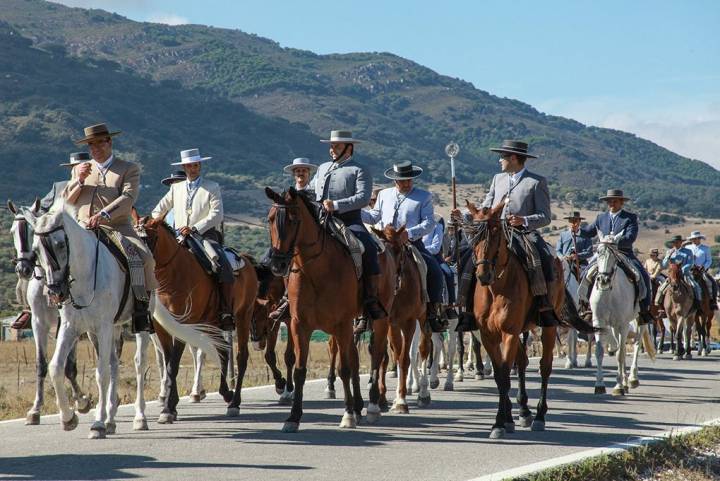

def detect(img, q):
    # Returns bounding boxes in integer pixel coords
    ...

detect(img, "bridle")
[269,199,326,277]
[595,243,618,291]
[466,218,513,283]
[12,215,36,278]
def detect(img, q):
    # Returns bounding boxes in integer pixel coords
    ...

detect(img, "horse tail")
[559,287,598,334]
[151,299,225,367]
[640,323,656,362]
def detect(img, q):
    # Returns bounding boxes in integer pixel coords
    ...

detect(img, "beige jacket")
[644,258,663,279]
[151,178,223,234]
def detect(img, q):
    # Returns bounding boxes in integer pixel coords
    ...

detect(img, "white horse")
[25,209,224,439]
[561,257,593,369]
[586,237,654,396]
[8,200,92,424]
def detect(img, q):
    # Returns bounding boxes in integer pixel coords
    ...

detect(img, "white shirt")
[93,154,115,176]
[509,168,526,187]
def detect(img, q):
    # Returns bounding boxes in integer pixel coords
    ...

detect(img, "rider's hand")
[75,162,92,183]
[87,213,102,229]
[507,215,525,227]
[322,200,335,212]
[450,208,462,222]
[179,226,192,237]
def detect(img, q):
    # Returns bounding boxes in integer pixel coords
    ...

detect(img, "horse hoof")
[607,349,616,356]
[564,361,573,369]
[226,407,240,417]
[611,387,625,396]
[531,420,546,432]
[25,412,40,425]
[281,422,299,433]
[454,373,464,382]
[685,353,692,360]
[594,386,606,395]
[157,412,175,424]
[673,355,680,361]
[88,424,106,439]
[406,385,414,395]
[511,368,518,376]
[190,394,202,403]
[504,422,516,433]
[105,422,116,435]
[484,367,493,376]
[339,413,357,429]
[629,379,640,389]
[62,413,79,431]
[584,362,592,368]
[278,393,294,406]
[386,371,397,379]
[366,411,381,424]
[133,418,149,431]
[417,394,431,408]
[489,427,506,439]
[518,415,533,428]
[475,373,485,381]
[324,388,336,400]
[443,382,454,392]
[75,396,92,414]
[158,395,167,404]
[390,401,409,414]
[430,379,440,389]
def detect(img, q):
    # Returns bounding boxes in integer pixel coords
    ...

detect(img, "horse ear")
[265,187,283,204]
[397,225,406,234]
[371,227,385,239]
[288,186,298,199]
[466,200,478,216]
[7,199,18,215]
[32,197,41,214]
[20,207,37,229]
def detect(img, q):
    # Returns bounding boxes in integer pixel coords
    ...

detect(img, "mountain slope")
[1,0,718,216]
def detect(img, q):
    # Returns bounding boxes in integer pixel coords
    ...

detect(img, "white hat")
[687,230,706,240]
[171,148,212,166]
[283,157,318,174]
[320,130,362,144]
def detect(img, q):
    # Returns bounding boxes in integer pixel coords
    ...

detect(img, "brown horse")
[466,202,594,438]
[649,277,667,353]
[265,187,364,432]
[140,217,258,421]
[663,262,696,360]
[250,270,296,403]
[691,266,713,356]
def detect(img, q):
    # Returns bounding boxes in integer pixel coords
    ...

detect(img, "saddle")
[320,215,364,280]
[95,228,133,322]
[405,244,430,303]
[185,234,245,277]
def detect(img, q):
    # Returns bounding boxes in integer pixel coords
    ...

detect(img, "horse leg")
[132,332,151,430]
[48,323,78,431]
[265,326,286,395]
[189,345,206,403]
[282,322,310,432]
[88,324,113,439]
[629,324,642,389]
[367,319,388,423]
[217,342,233,404]
[566,329,578,369]
[334,332,359,428]
[224,330,235,384]
[159,338,185,424]
[593,332,606,394]
[105,329,121,435]
[533,327,556,431]
[417,323,433,407]
[227,306,252,417]
[472,332,484,380]
[379,336,389,410]
[150,333,168,402]
[407,320,420,394]
[516,339,532,428]
[387,344,398,379]
[325,336,338,399]
[430,332,442,389]
[611,327,628,396]
[484,333,513,438]
[444,324,458,390]
[280,331,295,404]
[455,330,466,382]
[27,309,51,425]
[65,340,90,414]
[684,318,693,360]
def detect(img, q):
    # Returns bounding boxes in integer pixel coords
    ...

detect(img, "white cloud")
[146,13,189,25]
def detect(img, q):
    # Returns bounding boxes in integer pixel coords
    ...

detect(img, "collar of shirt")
[93,154,114,173]
[510,168,526,185]
[609,209,623,219]
[187,176,202,191]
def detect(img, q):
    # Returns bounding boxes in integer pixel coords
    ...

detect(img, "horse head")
[374,225,406,254]
[467,200,505,286]
[8,198,40,279]
[265,187,304,277]
[28,210,72,304]
[595,242,618,291]
[139,215,171,254]
[667,260,683,287]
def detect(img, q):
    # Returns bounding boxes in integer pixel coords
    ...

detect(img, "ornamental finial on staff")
[445,142,460,210]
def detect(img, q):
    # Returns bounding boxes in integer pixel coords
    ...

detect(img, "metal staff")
[445,142,461,312]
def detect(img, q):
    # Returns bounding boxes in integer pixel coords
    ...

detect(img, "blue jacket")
[662,247,694,275]
[556,229,593,262]
[580,210,639,258]
[362,187,435,242]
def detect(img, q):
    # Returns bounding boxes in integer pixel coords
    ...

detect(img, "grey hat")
[490,140,537,159]
[384,160,423,180]
[171,148,212,166]
[283,157,318,174]
[599,189,631,201]
[59,152,90,167]
[320,130,362,144]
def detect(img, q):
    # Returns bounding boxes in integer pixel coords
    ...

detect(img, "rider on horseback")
[578,189,654,324]
[655,235,703,311]
[63,124,156,333]
[151,148,236,331]
[644,248,664,280]
[556,211,593,277]
[685,230,718,310]
[362,160,448,333]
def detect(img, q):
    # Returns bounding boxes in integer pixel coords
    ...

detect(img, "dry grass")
[0,337,374,421]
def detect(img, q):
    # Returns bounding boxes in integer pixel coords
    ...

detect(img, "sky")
[53,0,720,168]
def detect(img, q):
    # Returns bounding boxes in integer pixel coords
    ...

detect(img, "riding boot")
[219,281,235,331]
[269,296,290,323]
[578,300,593,323]
[638,310,654,325]
[455,311,476,332]
[692,298,702,313]
[426,302,448,332]
[132,299,153,334]
[363,274,387,320]
[536,295,559,327]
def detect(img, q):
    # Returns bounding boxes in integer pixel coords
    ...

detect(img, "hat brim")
[384,166,423,180]
[599,196,631,201]
[320,138,362,144]
[59,162,82,167]
[489,147,537,159]
[73,130,121,145]
[687,235,706,240]
[170,157,212,166]
[563,216,585,220]
[283,163,317,174]
[161,177,185,186]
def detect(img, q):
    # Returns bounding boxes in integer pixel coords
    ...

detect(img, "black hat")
[384,160,423,180]
[489,140,537,159]
[599,189,631,201]
[59,152,90,167]
[161,170,187,186]
[563,211,585,221]
[668,234,683,243]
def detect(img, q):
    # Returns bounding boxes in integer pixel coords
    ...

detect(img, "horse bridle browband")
[270,201,327,275]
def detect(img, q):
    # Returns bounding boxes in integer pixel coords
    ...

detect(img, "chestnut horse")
[664,262,696,360]
[467,202,594,438]
[265,187,364,432]
[140,217,258,421]
[691,266,713,356]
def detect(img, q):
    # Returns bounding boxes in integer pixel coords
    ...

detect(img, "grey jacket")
[312,158,372,214]
[481,170,551,231]
[40,180,68,214]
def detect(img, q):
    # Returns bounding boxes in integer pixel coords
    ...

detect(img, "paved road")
[1,353,719,481]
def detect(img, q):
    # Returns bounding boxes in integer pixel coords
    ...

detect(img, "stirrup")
[220,313,235,331]
[132,311,153,334]
[354,317,371,334]
[269,299,289,321]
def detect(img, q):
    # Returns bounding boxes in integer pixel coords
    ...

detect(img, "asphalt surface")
[1,353,719,481]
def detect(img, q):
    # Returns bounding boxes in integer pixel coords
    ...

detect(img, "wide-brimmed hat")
[74,123,121,145]
[161,170,187,186]
[384,160,423,180]
[650,248,659,255]
[489,140,537,159]
[171,148,212,166]
[563,211,585,221]
[599,189,631,201]
[668,234,683,243]
[59,152,90,167]
[687,230,706,241]
[283,157,317,174]
[320,130,362,144]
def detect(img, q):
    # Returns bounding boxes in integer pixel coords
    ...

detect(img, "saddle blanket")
[406,244,430,304]
[325,216,364,280]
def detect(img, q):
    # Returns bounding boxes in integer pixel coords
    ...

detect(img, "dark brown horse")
[265,187,364,432]
[467,202,594,438]
[649,277,667,353]
[140,217,258,421]
[663,261,695,360]
[691,266,713,356]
